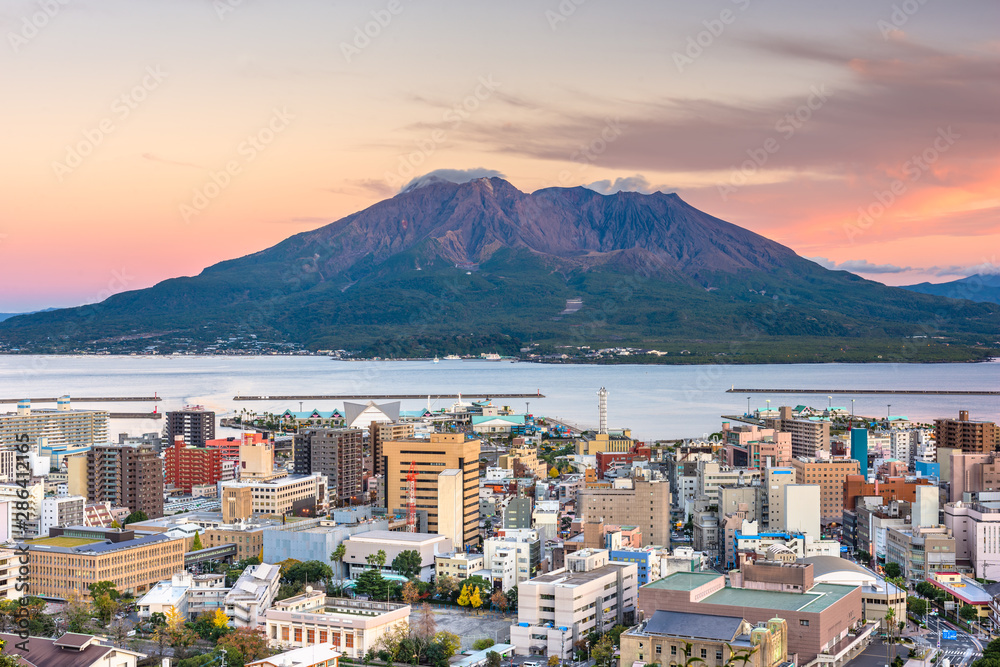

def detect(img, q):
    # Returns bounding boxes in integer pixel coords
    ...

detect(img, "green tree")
[366,549,387,569]
[907,597,928,617]
[123,510,148,525]
[392,550,422,579]
[592,634,616,667]
[89,580,120,600]
[485,652,502,667]
[331,543,346,576]
[434,632,461,660]
[354,568,389,600]
[191,533,204,551]
[94,593,118,625]
[854,550,871,566]
[961,604,979,622]
[473,639,495,651]
[884,562,902,579]
[435,574,458,599]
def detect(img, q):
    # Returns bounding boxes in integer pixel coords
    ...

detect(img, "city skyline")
[2,0,998,311]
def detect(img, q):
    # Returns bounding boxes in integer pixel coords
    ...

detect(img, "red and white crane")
[406,460,417,532]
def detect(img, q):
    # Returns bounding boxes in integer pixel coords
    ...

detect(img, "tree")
[592,634,616,667]
[149,611,167,627]
[212,608,230,629]
[392,550,423,579]
[548,657,560,667]
[65,593,94,634]
[218,627,270,667]
[548,466,560,478]
[469,586,483,612]
[401,581,421,605]
[89,580,120,600]
[94,593,118,625]
[456,584,471,607]
[191,533,204,551]
[885,607,897,644]
[354,568,389,600]
[485,652,502,667]
[961,604,979,622]
[884,562,902,579]
[907,597,928,617]
[491,589,509,614]
[413,602,437,640]
[434,632,461,660]
[366,549,387,569]
[854,550,871,566]
[435,574,458,600]
[506,586,518,610]
[473,639,495,651]
[331,543,346,577]
[123,510,148,525]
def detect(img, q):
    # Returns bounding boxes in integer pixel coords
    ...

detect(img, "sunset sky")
[2,0,998,311]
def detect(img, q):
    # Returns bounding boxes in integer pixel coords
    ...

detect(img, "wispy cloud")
[810,257,912,274]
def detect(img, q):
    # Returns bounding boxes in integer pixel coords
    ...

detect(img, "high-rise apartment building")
[166,406,215,448]
[935,411,1000,454]
[295,428,363,505]
[577,479,671,547]
[790,457,860,521]
[87,444,164,519]
[381,433,480,548]
[765,407,831,458]
[0,397,108,449]
[164,437,224,493]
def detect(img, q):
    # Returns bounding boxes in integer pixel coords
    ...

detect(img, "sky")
[1,0,998,311]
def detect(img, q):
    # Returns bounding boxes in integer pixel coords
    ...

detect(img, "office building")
[26,526,186,597]
[296,428,363,505]
[498,438,546,478]
[87,444,164,519]
[577,478,671,547]
[434,552,484,582]
[503,495,533,530]
[221,474,328,517]
[137,572,229,621]
[484,529,541,585]
[510,549,638,658]
[342,530,451,580]
[764,468,795,531]
[369,422,414,477]
[0,397,108,451]
[577,429,635,456]
[843,475,935,511]
[721,422,792,469]
[164,437,223,493]
[935,411,1000,454]
[240,438,284,481]
[382,433,480,548]
[620,612,789,667]
[166,406,215,447]
[944,500,1000,579]
[850,429,868,474]
[225,562,282,628]
[763,406,831,458]
[265,593,410,658]
[39,495,86,537]
[885,524,956,583]
[791,457,860,521]
[783,484,821,538]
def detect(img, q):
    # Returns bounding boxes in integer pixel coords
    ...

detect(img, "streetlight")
[747,396,751,417]
[851,399,856,426]
[828,395,832,409]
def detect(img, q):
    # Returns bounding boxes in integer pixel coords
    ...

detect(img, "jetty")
[234,392,545,400]
[0,395,160,403]
[727,388,1000,396]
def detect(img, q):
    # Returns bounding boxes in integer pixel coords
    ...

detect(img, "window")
[717,651,723,661]
[701,649,707,659]
[656,646,662,655]
[346,633,354,648]
[294,628,302,642]
[671,646,677,656]
[800,619,809,626]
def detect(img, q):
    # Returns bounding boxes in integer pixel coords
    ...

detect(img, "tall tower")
[598,387,608,435]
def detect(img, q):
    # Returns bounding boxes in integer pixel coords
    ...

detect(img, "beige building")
[576,429,634,456]
[26,526,186,598]
[885,524,956,584]
[370,421,415,477]
[510,548,638,658]
[221,473,328,517]
[382,433,480,548]
[223,485,254,523]
[0,549,23,601]
[265,592,410,659]
[766,407,831,458]
[0,398,108,450]
[434,552,484,582]
[620,613,788,667]
[67,453,89,498]
[343,531,452,580]
[791,457,860,521]
[577,479,671,547]
[498,438,546,478]
[240,439,285,481]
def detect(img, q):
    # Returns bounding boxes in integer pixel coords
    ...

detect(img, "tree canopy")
[392,550,422,579]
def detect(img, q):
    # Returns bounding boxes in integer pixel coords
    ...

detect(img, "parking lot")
[429,605,514,650]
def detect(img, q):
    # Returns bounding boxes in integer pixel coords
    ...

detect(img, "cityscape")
[2,3,999,667]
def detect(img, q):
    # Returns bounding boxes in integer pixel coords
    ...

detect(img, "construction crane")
[406,460,417,533]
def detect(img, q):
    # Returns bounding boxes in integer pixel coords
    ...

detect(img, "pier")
[233,392,546,400]
[727,388,1000,396]
[109,412,162,419]
[0,396,160,403]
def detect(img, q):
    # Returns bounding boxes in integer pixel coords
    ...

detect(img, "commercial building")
[925,571,992,619]
[484,529,541,585]
[850,429,869,475]
[206,433,263,460]
[791,458,860,522]
[26,526,186,598]
[87,444,164,519]
[498,438,546,478]
[225,561,282,627]
[697,462,762,506]
[265,592,410,658]
[639,569,867,665]
[0,397,108,450]
[295,428,364,505]
[620,612,789,667]
[381,433,480,549]
[885,524,956,583]
[264,520,391,572]
[577,478,671,547]
[944,500,1000,579]
[764,468,795,531]
[344,401,399,430]
[765,406,831,458]
[576,429,635,456]
[434,552,484,582]
[503,495,533,530]
[609,546,661,585]
[342,530,452,580]
[39,495,85,537]
[166,406,215,447]
[948,452,1000,502]
[510,549,638,658]
[221,474,328,517]
[843,475,935,512]
[935,411,1000,454]
[369,421,414,478]
[801,556,905,630]
[164,437,224,493]
[721,422,792,469]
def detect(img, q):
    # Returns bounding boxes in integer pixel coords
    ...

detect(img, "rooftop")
[645,572,857,613]
[527,562,632,586]
[348,530,445,543]
[639,610,745,641]
[928,575,992,605]
[643,571,720,591]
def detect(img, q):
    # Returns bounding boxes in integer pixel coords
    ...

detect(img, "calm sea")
[0,355,997,441]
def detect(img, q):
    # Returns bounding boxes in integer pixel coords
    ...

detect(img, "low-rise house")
[0,632,145,667]
[248,643,341,667]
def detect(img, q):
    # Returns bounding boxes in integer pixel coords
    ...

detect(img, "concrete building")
[722,422,792,469]
[0,549,23,602]
[264,521,390,574]
[296,428,364,505]
[885,524,956,583]
[207,432,263,461]
[369,421,414,477]
[944,500,1000,579]
[577,478,671,547]
[381,433,480,549]
[164,437,224,494]
[620,612,789,667]
[26,526,186,598]
[498,438,546,478]
[639,570,869,666]
[510,548,638,658]
[609,546,661,585]
[936,411,1000,454]
[225,562,282,627]
[166,406,215,447]
[484,529,541,585]
[719,486,763,525]
[265,593,410,658]
[344,401,399,430]
[801,555,905,630]
[791,457,860,522]
[39,494,85,537]
[0,482,43,539]
[240,438,284,482]
[503,495,533,530]
[765,406,831,458]
[576,429,635,456]
[249,643,342,667]
[697,462,762,506]
[221,474,328,517]
[87,444,164,519]
[0,632,145,667]
[764,468,795,531]
[843,475,935,511]
[0,397,108,450]
[850,428,869,475]
[343,530,452,580]
[783,485,821,538]
[137,572,229,620]
[733,521,840,560]
[434,552,484,582]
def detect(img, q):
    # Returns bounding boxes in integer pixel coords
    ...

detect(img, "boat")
[433,356,440,363]
[483,353,502,361]
[443,354,461,360]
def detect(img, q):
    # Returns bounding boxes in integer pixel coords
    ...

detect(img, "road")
[914,616,984,667]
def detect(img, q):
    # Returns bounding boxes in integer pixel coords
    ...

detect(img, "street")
[912,616,984,667]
